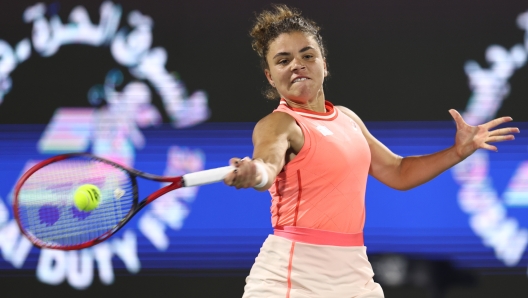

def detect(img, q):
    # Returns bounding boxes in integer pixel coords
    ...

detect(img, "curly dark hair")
[250,4,328,100]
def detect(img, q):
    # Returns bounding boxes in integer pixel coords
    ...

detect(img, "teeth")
[293,78,308,83]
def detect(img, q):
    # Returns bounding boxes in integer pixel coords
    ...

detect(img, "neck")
[283,89,326,112]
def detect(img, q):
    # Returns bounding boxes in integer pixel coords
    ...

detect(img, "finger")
[238,157,256,172]
[481,143,498,152]
[489,127,520,136]
[238,165,256,187]
[229,157,242,167]
[483,116,513,130]
[223,170,237,185]
[223,175,234,186]
[448,109,464,129]
[238,157,251,169]
[487,135,516,143]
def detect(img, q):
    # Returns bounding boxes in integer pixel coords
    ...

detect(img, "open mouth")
[292,77,309,83]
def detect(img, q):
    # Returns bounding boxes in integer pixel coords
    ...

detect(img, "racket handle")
[183,166,235,187]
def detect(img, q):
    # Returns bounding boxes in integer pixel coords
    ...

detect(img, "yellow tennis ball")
[74,184,101,212]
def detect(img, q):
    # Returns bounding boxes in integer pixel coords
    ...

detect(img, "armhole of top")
[272,110,312,175]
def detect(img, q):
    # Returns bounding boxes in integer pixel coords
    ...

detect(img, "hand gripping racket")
[13,153,233,250]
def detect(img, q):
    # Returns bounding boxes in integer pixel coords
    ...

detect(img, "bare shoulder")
[254,111,298,136]
[336,105,378,143]
[252,111,304,154]
[336,105,367,127]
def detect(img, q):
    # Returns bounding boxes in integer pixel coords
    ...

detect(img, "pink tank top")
[269,99,371,234]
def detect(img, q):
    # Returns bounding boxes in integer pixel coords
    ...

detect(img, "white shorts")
[243,234,384,298]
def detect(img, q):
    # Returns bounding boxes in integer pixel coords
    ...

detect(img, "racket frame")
[14,153,188,250]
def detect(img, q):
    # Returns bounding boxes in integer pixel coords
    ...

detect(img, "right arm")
[223,112,303,190]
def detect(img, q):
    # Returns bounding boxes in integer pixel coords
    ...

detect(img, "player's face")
[265,32,327,105]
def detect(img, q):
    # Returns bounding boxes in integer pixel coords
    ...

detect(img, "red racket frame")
[14,153,184,250]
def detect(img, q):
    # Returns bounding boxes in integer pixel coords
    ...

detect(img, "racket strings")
[16,157,135,248]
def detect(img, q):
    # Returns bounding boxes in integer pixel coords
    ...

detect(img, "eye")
[278,59,289,65]
[304,54,314,59]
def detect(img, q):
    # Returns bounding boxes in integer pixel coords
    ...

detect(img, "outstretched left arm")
[338,107,519,191]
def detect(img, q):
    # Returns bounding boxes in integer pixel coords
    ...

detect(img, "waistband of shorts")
[273,226,364,246]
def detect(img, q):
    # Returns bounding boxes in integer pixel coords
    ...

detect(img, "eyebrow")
[272,46,315,59]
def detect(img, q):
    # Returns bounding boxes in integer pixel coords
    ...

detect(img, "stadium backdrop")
[0,0,527,290]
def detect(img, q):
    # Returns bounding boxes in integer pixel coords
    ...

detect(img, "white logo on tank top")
[349,119,358,131]
[316,125,333,136]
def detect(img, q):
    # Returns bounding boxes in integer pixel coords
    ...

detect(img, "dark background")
[1,0,528,124]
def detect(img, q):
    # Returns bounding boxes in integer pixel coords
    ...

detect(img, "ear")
[323,58,328,77]
[264,69,275,87]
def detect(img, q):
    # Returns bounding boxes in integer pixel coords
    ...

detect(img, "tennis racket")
[13,153,233,250]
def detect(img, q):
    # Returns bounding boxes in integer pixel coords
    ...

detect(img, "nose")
[291,58,306,71]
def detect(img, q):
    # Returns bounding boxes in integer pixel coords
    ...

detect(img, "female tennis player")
[224,5,519,297]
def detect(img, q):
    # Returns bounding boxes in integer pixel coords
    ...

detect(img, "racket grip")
[183,166,235,187]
